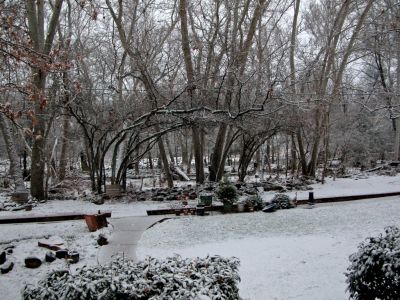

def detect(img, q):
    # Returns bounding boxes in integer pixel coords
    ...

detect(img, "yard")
[2,175,400,299]
[137,196,400,299]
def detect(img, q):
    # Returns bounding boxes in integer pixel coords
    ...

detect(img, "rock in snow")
[1,262,14,274]
[45,252,56,263]
[0,251,6,265]
[24,257,42,269]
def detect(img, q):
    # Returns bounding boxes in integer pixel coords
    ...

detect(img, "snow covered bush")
[271,193,294,209]
[346,226,400,300]
[23,255,240,300]
[216,178,238,205]
[246,194,265,211]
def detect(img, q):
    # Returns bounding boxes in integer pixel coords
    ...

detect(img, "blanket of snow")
[138,196,400,300]
[0,199,176,218]
[262,174,400,201]
[1,174,400,299]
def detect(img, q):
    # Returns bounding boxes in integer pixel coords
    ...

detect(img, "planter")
[84,213,108,232]
[84,215,98,232]
[223,202,234,213]
[96,214,108,228]
[237,202,245,213]
[67,251,80,264]
[196,205,205,216]
[199,194,213,206]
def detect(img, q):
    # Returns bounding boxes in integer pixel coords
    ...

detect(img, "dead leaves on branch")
[0,105,41,141]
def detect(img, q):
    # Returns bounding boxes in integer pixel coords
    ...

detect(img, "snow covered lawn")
[263,174,400,201]
[137,196,400,300]
[0,199,175,218]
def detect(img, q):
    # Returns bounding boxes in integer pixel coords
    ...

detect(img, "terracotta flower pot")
[84,214,108,232]
[84,215,99,232]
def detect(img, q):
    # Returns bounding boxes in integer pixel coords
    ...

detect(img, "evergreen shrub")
[346,226,400,300]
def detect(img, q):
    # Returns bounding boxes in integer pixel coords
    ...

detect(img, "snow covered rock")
[67,251,79,264]
[55,249,68,259]
[0,251,5,265]
[0,261,14,274]
[45,252,56,263]
[38,236,65,251]
[97,233,108,246]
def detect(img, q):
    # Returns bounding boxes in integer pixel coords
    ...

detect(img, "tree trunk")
[23,150,28,179]
[134,149,140,175]
[58,110,70,181]
[291,134,297,174]
[26,0,64,199]
[165,133,175,165]
[0,114,28,200]
[395,20,400,160]
[238,137,260,182]
[179,0,204,183]
[180,132,188,168]
[192,126,204,183]
[148,151,153,170]
[30,72,47,199]
[297,129,308,176]
[216,127,238,181]
[187,142,193,174]
[111,134,126,184]
[158,136,173,188]
[209,125,228,181]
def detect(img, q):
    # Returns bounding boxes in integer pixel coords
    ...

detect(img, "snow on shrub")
[346,226,400,300]
[246,194,265,211]
[271,193,294,209]
[23,255,240,300]
[216,178,238,204]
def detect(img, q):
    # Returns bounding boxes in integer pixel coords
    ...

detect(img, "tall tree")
[179,0,205,183]
[26,0,64,199]
[0,114,28,201]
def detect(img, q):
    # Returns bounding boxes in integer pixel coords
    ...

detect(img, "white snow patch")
[0,200,175,218]
[263,174,400,201]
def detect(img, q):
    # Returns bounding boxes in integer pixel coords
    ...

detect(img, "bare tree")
[26,0,64,199]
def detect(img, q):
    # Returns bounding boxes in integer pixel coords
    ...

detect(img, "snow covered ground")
[137,196,400,300]
[2,174,400,219]
[0,221,111,300]
[1,174,400,299]
[262,174,400,201]
[0,199,177,218]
